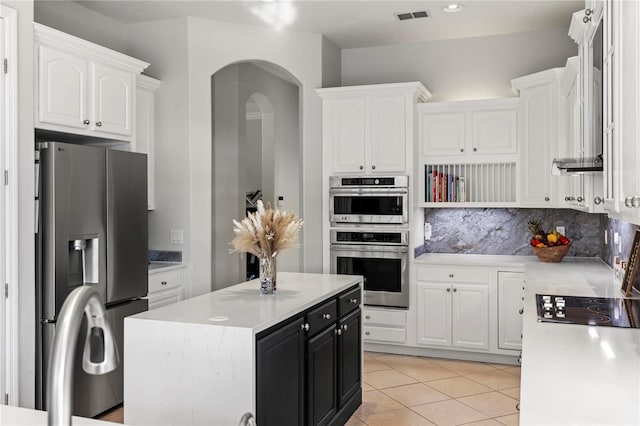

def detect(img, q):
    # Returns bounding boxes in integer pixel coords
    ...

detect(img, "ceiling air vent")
[394,10,431,21]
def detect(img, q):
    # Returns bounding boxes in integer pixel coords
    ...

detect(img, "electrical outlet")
[170,229,184,244]
[604,230,608,245]
[424,222,432,241]
[556,226,566,236]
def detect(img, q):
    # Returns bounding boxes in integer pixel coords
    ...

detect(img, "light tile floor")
[348,352,520,426]
[97,352,521,426]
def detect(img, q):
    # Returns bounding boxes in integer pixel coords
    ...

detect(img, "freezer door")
[106,150,148,304]
[73,299,148,417]
[39,143,107,320]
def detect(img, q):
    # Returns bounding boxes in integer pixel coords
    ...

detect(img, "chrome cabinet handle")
[446,288,451,292]
[577,196,584,202]
[453,288,457,292]
[322,313,331,320]
[594,196,603,205]
[460,148,464,153]
[365,315,370,320]
[161,281,167,286]
[632,196,640,208]
[365,331,370,336]
[565,196,575,201]
[473,147,477,152]
[583,8,592,23]
[544,197,550,202]
[519,308,524,315]
[349,298,358,304]
[337,328,342,336]
[448,273,454,278]
[83,119,90,125]
[301,323,309,331]
[342,324,348,331]
[96,121,102,127]
[625,196,633,208]
[517,355,522,364]
[359,166,364,170]
[371,165,376,170]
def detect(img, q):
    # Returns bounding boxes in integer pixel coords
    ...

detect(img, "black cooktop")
[536,294,640,328]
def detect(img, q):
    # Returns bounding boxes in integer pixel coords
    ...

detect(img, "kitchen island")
[124,272,363,426]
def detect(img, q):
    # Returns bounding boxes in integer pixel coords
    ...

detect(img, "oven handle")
[330,244,408,254]
[329,188,408,195]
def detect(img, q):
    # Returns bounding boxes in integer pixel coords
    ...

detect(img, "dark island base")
[329,390,362,426]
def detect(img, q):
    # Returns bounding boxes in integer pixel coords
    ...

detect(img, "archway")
[211,61,302,289]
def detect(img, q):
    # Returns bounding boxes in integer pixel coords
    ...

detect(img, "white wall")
[342,28,578,101]
[34,0,127,53]
[1,0,35,408]
[322,36,341,88]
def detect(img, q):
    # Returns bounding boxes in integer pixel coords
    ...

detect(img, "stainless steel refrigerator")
[35,142,148,417]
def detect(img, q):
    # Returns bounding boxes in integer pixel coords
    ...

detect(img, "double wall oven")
[329,176,410,308]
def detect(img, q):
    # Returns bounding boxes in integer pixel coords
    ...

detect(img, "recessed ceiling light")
[442,4,464,13]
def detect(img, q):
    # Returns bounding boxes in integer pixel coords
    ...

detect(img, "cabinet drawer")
[363,309,406,327]
[149,268,182,293]
[307,299,338,336]
[416,265,489,283]
[338,287,361,317]
[363,326,406,343]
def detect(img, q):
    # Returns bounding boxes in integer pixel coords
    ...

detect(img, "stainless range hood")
[552,156,603,175]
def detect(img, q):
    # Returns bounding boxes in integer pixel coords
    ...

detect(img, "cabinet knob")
[516,402,520,411]
[349,298,358,304]
[83,119,90,125]
[517,355,522,364]
[96,121,103,127]
[519,308,524,315]
[448,273,454,278]
[545,197,550,202]
[359,165,364,170]
[453,288,457,292]
[365,331,370,336]
[337,328,342,336]
[632,196,640,208]
[365,315,370,320]
[301,323,309,331]
[625,196,633,208]
[473,147,477,152]
[460,148,464,153]
[446,288,451,292]
[594,196,603,205]
[371,165,376,170]
[161,281,167,286]
[342,324,348,331]
[577,196,584,202]
[564,196,574,202]
[322,313,332,320]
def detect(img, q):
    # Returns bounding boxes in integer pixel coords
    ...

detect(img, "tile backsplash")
[601,217,640,268]
[419,208,605,258]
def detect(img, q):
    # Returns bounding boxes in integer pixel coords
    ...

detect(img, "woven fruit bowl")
[532,244,570,263]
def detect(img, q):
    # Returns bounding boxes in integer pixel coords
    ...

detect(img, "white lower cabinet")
[497,272,525,351]
[148,267,184,310]
[416,266,490,351]
[363,308,406,344]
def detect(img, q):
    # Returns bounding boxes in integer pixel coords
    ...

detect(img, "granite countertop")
[128,272,362,333]
[518,257,640,425]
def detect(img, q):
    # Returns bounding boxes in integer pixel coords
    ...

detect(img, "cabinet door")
[416,283,452,347]
[92,62,133,136]
[338,310,361,408]
[368,95,406,172]
[257,317,305,426]
[452,283,489,350]
[498,272,524,351]
[136,86,155,210]
[37,44,88,129]
[471,109,517,155]
[419,112,466,157]
[519,83,556,207]
[307,326,337,426]
[330,98,366,173]
[147,286,183,310]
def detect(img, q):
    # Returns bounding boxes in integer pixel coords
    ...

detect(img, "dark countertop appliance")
[536,294,640,328]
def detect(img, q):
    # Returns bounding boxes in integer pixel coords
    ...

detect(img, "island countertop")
[130,272,362,333]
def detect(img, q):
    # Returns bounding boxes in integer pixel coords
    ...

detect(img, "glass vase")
[259,257,277,294]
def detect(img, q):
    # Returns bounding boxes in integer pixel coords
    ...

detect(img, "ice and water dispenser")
[68,237,100,288]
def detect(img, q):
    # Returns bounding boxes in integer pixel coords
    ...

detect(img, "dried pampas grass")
[230,200,303,259]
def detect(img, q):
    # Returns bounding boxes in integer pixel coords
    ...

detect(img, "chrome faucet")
[47,286,119,426]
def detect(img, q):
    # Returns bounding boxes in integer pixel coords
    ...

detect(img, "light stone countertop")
[0,405,116,425]
[129,272,362,333]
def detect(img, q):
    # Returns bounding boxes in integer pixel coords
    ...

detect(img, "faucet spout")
[47,286,119,426]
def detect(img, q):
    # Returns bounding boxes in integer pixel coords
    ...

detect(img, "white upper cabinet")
[318,82,431,175]
[34,23,148,142]
[512,69,563,208]
[418,98,518,161]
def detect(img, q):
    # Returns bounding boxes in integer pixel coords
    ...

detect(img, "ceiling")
[72,0,583,49]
